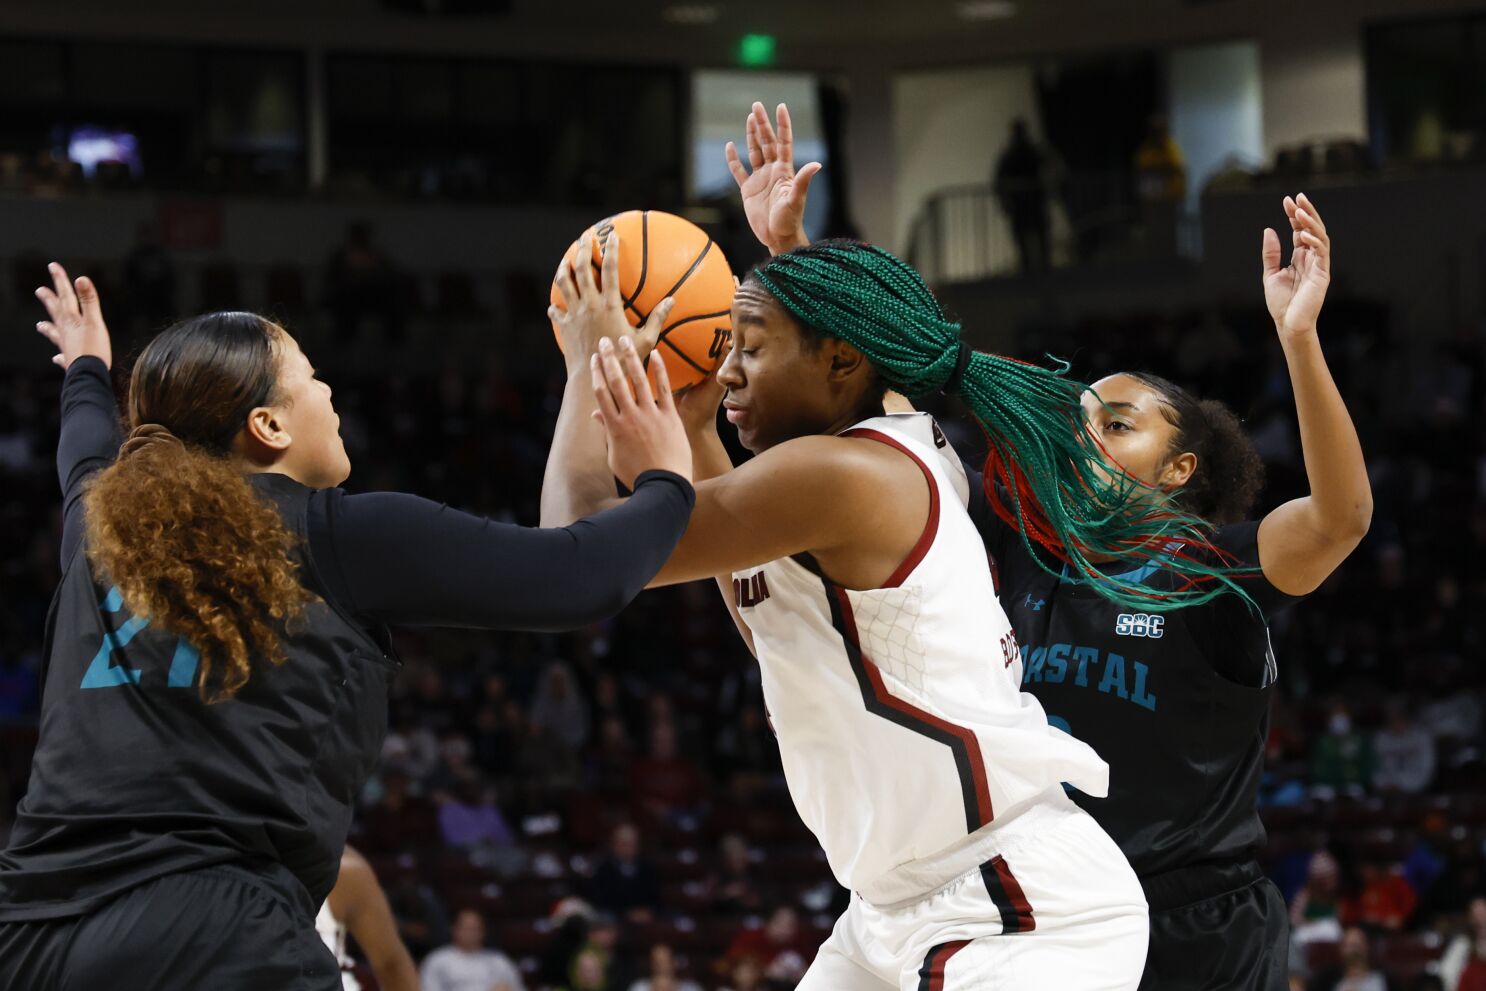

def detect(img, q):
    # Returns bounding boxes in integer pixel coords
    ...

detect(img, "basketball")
[550,210,735,392]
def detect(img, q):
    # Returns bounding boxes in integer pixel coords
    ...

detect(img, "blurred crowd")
[0,226,1484,990]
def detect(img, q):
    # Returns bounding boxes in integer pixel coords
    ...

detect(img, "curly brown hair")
[83,312,313,702]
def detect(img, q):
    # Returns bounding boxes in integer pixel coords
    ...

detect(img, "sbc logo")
[1115,613,1164,639]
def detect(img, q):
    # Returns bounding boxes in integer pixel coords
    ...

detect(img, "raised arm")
[1255,194,1372,594]
[726,101,818,256]
[35,263,122,567]
[540,230,675,527]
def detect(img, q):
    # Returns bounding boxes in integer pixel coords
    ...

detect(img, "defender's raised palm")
[725,102,820,254]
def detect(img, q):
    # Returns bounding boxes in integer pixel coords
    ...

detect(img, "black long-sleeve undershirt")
[56,356,694,632]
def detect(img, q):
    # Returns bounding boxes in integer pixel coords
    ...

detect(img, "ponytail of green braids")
[751,239,1255,611]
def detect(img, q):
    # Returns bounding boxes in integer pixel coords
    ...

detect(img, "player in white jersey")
[545,231,1191,989]
[315,846,418,991]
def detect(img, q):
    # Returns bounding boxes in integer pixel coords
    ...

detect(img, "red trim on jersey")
[832,586,995,830]
[840,427,940,588]
[986,854,1036,932]
[916,939,970,991]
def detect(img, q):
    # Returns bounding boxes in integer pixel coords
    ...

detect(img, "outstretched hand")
[590,335,693,488]
[551,231,674,378]
[1262,193,1331,338]
[725,101,819,255]
[35,262,112,370]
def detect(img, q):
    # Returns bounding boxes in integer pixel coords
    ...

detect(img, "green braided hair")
[750,238,1255,611]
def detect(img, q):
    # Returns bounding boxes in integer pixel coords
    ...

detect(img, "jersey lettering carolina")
[732,414,1107,904]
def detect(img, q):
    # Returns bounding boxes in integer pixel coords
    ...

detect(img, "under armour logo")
[1024,593,1046,612]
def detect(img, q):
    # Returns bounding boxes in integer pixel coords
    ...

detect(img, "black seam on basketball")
[660,238,714,300]
[623,211,650,310]
[657,308,732,344]
[659,337,709,375]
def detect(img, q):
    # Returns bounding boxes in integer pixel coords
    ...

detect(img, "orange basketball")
[550,210,735,392]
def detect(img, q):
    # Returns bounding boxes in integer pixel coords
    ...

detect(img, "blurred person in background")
[1312,702,1376,798]
[419,908,524,991]
[385,869,450,962]
[1372,701,1436,794]
[993,119,1052,274]
[316,845,419,991]
[1342,862,1417,932]
[586,823,661,926]
[1306,926,1393,991]
[1292,851,1345,946]
[627,943,701,991]
[1441,898,1486,991]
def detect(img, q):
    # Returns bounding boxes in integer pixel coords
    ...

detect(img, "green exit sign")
[738,33,777,67]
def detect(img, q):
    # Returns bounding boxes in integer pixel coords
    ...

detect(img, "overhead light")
[664,3,722,24]
[956,0,1016,20]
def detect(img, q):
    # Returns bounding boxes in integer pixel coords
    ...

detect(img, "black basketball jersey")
[975,490,1298,880]
[0,473,397,921]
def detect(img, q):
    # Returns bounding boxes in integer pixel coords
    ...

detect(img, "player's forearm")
[1280,328,1372,539]
[540,368,617,527]
[372,950,420,991]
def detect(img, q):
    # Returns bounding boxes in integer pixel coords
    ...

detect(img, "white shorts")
[799,790,1148,991]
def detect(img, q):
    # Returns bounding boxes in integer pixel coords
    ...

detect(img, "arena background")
[1,0,1485,988]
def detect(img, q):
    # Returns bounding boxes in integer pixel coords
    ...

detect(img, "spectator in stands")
[1373,701,1437,793]
[1306,926,1393,991]
[717,956,763,991]
[588,714,637,795]
[1343,862,1417,931]
[419,908,525,991]
[1311,702,1375,798]
[531,662,591,753]
[436,771,518,853]
[384,869,450,961]
[993,119,1051,274]
[1133,112,1186,257]
[1134,112,1187,202]
[627,943,701,991]
[1441,897,1486,991]
[562,948,613,991]
[325,221,406,345]
[628,720,707,824]
[586,823,661,924]
[360,767,439,855]
[706,833,764,917]
[718,907,811,987]
[1293,851,1345,946]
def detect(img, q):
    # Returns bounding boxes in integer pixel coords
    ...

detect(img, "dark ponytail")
[1123,372,1265,525]
[83,313,312,702]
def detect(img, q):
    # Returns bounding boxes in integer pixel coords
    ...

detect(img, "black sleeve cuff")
[64,354,112,385]
[633,469,697,508]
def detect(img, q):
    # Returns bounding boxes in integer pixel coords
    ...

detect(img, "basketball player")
[316,846,418,991]
[728,106,1368,987]
[968,196,1369,990]
[553,237,1173,988]
[0,255,692,990]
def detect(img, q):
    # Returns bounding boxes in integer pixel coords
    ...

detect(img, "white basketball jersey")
[315,900,362,991]
[731,413,1108,905]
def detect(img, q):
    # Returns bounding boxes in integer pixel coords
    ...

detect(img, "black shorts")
[1137,860,1289,991]
[0,863,340,991]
